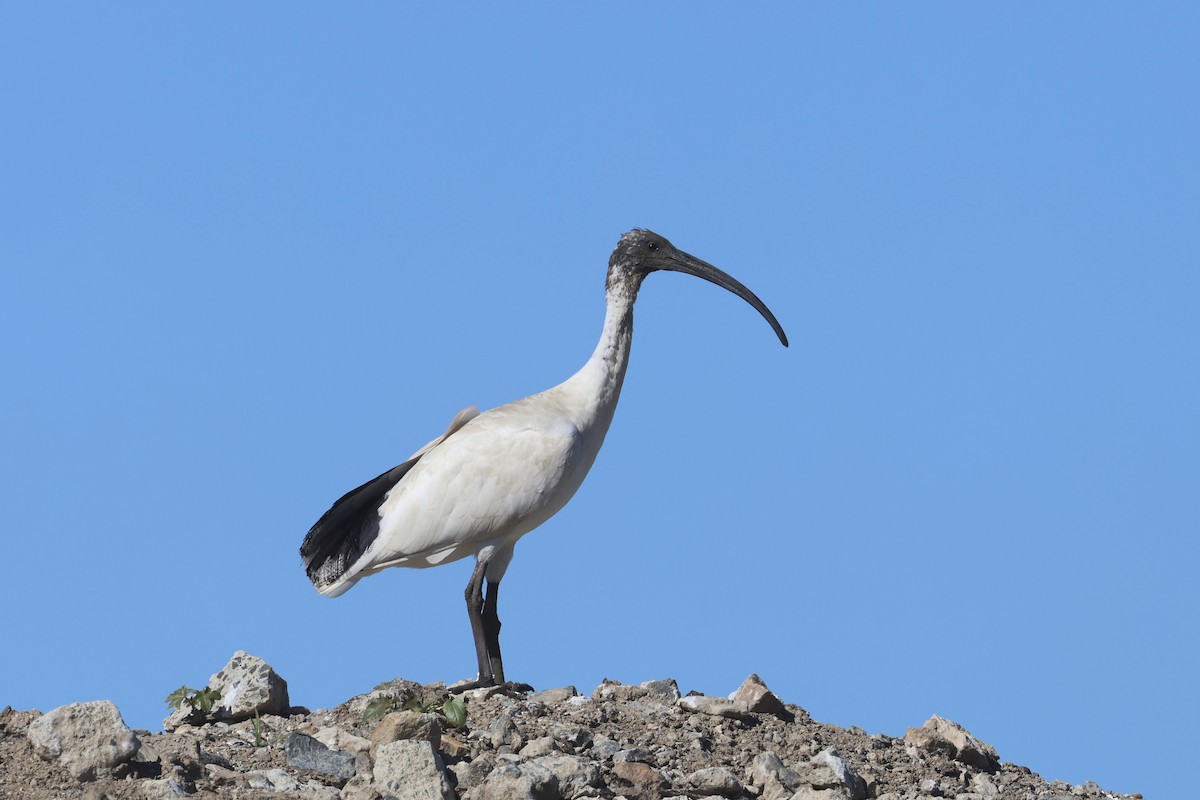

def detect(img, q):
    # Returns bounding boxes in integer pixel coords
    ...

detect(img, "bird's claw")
[448,679,533,698]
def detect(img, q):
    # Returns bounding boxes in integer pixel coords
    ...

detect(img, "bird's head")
[607,228,789,347]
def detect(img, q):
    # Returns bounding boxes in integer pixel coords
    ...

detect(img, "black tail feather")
[299,457,420,591]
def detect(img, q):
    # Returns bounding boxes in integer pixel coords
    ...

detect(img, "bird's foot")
[500,681,534,696]
[448,679,533,698]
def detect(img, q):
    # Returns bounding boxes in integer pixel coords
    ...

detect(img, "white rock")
[163,650,289,730]
[314,725,372,754]
[27,700,141,780]
[209,650,290,722]
[372,739,454,800]
[677,694,751,719]
[793,749,866,800]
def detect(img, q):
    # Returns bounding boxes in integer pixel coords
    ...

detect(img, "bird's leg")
[450,561,530,697]
[464,559,494,686]
[483,579,504,684]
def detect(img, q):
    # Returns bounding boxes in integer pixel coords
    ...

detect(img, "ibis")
[300,228,787,689]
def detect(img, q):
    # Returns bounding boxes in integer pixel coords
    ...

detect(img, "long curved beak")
[661,250,789,347]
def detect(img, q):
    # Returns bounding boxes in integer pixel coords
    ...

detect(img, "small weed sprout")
[362,692,467,728]
[165,685,222,723]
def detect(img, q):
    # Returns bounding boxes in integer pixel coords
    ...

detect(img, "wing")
[299,405,480,595]
[363,394,591,571]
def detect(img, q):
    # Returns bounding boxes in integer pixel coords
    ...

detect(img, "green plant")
[165,685,222,721]
[440,697,468,728]
[362,692,467,728]
[362,694,398,722]
[246,709,289,748]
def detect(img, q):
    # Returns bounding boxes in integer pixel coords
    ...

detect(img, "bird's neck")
[565,281,639,430]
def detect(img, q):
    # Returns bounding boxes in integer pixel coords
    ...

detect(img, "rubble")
[0,653,1140,800]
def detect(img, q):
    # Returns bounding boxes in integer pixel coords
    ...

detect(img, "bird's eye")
[647,241,659,252]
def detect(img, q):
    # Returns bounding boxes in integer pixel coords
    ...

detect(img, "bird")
[300,228,788,690]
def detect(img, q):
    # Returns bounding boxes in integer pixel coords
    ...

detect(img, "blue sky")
[2,4,1196,798]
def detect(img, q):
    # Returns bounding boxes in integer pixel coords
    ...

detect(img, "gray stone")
[531,754,603,797]
[286,732,356,783]
[688,765,743,796]
[372,739,454,800]
[475,760,559,800]
[528,686,579,703]
[794,748,867,800]
[27,700,141,780]
[905,715,1000,773]
[490,709,524,750]
[730,674,785,715]
[590,734,622,758]
[615,747,653,763]
[550,723,593,751]
[971,772,1000,797]
[676,694,751,719]
[751,751,804,799]
[639,679,682,704]
[447,752,495,794]
[131,739,162,774]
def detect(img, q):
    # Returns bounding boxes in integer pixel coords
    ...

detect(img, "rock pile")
[0,652,1140,800]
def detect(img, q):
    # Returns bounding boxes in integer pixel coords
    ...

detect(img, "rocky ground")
[0,651,1141,800]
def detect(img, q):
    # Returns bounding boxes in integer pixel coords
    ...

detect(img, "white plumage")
[301,228,786,688]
